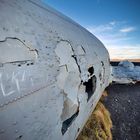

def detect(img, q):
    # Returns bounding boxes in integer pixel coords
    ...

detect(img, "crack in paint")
[0,37,38,65]
[0,37,37,52]
[71,55,81,73]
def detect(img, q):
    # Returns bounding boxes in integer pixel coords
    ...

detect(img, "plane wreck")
[0,0,110,140]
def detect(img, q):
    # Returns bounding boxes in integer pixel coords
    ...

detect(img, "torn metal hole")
[77,128,80,132]
[16,135,23,140]
[83,75,96,101]
[61,110,79,135]
[88,66,94,76]
[30,62,34,65]
[101,61,104,66]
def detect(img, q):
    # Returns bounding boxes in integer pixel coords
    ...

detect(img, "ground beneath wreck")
[104,83,140,140]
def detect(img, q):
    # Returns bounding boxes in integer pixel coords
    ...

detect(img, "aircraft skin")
[0,0,110,139]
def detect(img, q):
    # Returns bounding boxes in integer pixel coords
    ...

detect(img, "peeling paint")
[61,97,78,121]
[55,40,107,135]
[0,0,110,140]
[0,37,37,64]
[55,41,81,134]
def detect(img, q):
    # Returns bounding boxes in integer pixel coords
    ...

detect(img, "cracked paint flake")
[0,37,37,64]
[55,40,81,130]
[55,41,98,126]
[0,0,110,139]
[61,97,78,121]
[75,45,90,82]
[55,40,99,135]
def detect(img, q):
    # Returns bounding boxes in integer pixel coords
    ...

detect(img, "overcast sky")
[43,0,140,60]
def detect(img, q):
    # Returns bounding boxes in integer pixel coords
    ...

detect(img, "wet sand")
[104,83,140,140]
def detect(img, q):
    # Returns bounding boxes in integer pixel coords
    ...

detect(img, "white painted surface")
[0,0,110,140]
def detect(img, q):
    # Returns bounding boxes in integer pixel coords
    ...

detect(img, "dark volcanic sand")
[103,83,140,140]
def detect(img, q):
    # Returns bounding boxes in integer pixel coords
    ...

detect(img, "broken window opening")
[83,75,96,101]
[61,110,79,135]
[88,66,94,76]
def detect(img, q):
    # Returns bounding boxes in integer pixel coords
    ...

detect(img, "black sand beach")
[104,83,140,140]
